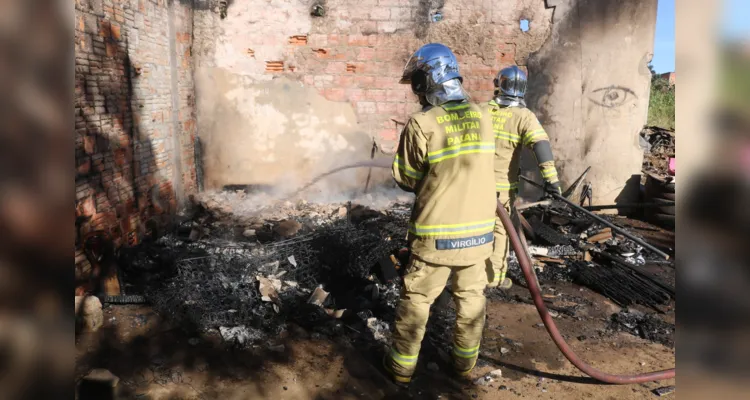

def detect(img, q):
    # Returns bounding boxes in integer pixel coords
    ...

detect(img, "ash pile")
[116,185,676,350]
[118,189,417,347]
[505,201,675,311]
[498,199,676,347]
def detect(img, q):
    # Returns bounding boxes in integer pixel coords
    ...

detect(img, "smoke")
[194,181,414,221]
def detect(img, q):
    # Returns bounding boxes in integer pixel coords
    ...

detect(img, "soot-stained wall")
[74,0,659,274]
[192,0,554,190]
[75,0,197,282]
[527,0,658,204]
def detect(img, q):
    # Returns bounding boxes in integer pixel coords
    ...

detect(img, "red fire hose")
[496,200,675,384]
[298,163,675,384]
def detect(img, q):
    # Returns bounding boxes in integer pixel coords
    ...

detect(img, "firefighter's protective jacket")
[392,101,497,267]
[485,100,560,193]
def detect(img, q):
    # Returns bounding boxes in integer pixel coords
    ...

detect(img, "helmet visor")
[400,54,421,84]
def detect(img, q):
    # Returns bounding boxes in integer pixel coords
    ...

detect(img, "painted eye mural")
[589,85,637,108]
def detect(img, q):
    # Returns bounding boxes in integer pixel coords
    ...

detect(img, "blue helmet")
[400,43,467,106]
[495,66,527,98]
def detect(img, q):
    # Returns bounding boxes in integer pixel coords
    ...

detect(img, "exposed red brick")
[375,77,394,89]
[83,135,96,153]
[325,62,346,74]
[348,34,368,46]
[110,24,121,40]
[346,63,357,73]
[105,41,117,57]
[356,76,375,86]
[324,88,346,102]
[346,88,364,102]
[328,34,341,45]
[177,32,191,43]
[288,35,308,45]
[77,158,92,175]
[386,89,407,102]
[365,89,387,102]
[333,75,355,87]
[79,196,97,217]
[265,61,284,72]
[114,149,128,166]
[246,48,255,57]
[313,48,328,57]
[358,47,376,61]
[99,20,111,38]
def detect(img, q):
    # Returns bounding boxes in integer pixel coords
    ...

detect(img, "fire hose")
[298,162,675,384]
[495,200,675,384]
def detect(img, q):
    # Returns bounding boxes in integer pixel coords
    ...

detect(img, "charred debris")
[114,186,675,351]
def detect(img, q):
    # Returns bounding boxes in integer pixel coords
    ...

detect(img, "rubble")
[307,286,330,307]
[243,229,256,238]
[640,126,675,180]
[587,228,613,243]
[652,385,675,396]
[474,369,502,386]
[473,375,494,386]
[115,181,674,358]
[219,326,263,346]
[118,195,411,348]
[258,276,282,305]
[366,317,390,343]
[274,220,302,238]
[609,309,675,348]
[507,200,674,311]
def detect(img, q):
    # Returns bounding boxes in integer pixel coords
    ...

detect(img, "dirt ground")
[76,278,675,400]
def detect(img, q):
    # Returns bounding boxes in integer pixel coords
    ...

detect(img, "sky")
[722,0,750,40]
[651,0,675,74]
[651,0,750,74]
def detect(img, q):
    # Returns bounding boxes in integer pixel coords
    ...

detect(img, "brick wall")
[74,0,196,282]
[193,0,552,152]
[73,0,553,283]
[658,72,675,86]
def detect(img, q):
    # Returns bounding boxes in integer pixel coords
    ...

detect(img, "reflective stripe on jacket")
[484,101,559,191]
[392,101,497,266]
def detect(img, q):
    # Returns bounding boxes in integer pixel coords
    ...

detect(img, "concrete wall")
[192,0,554,190]
[527,0,658,204]
[74,0,197,278]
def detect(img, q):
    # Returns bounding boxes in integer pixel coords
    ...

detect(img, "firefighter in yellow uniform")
[486,66,562,289]
[384,43,497,385]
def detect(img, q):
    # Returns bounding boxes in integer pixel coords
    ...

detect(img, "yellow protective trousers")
[487,191,516,287]
[387,257,487,379]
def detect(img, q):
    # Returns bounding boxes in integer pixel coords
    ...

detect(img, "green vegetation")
[720,46,750,117]
[646,64,675,130]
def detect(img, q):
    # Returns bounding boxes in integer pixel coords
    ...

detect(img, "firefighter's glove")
[544,181,562,197]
